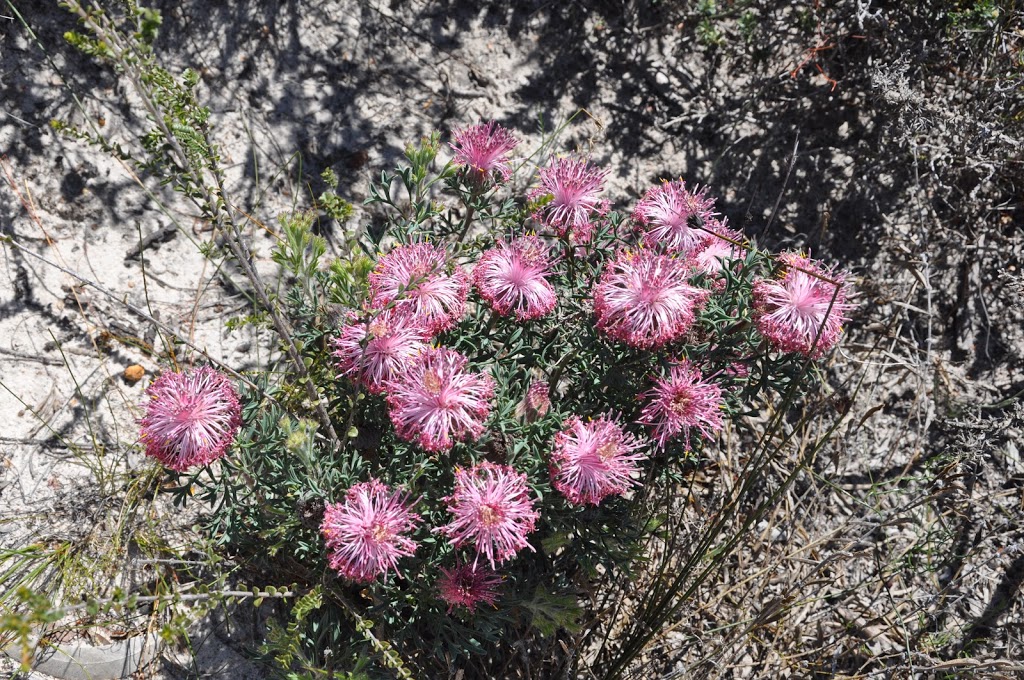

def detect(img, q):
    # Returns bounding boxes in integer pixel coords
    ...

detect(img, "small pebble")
[124,364,145,384]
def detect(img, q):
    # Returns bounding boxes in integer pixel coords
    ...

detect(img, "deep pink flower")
[549,416,648,506]
[450,121,519,184]
[633,180,719,256]
[529,157,609,243]
[473,236,556,321]
[516,380,551,423]
[593,249,709,349]
[385,347,495,452]
[437,562,503,613]
[139,367,241,472]
[321,479,421,583]
[639,361,724,450]
[752,252,852,358]
[692,223,747,278]
[332,310,430,394]
[368,243,470,334]
[437,462,539,568]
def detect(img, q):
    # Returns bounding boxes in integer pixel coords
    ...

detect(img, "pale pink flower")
[549,416,648,506]
[385,347,495,452]
[321,479,421,583]
[752,252,852,358]
[332,310,430,394]
[692,223,747,278]
[450,121,519,184]
[593,249,710,349]
[529,157,609,243]
[139,367,241,472]
[473,236,556,321]
[639,361,725,450]
[438,462,539,568]
[633,180,719,256]
[437,562,503,613]
[516,380,551,423]
[369,243,470,334]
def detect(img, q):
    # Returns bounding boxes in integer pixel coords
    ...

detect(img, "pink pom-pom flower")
[593,249,709,350]
[332,310,430,395]
[529,157,609,243]
[691,223,748,279]
[639,361,724,450]
[139,366,241,472]
[633,180,719,256]
[321,479,421,583]
[549,415,648,506]
[472,236,556,321]
[368,243,470,335]
[437,562,503,613]
[450,121,519,185]
[437,462,540,568]
[752,252,852,358]
[385,347,495,452]
[516,380,552,423]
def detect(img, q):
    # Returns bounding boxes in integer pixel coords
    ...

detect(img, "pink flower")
[633,180,719,256]
[639,361,724,450]
[332,310,430,394]
[321,479,421,583]
[593,249,709,349]
[516,380,551,423]
[549,416,647,506]
[450,121,519,184]
[472,236,556,321]
[139,367,241,472]
[385,347,495,452]
[438,462,540,568]
[529,157,609,243]
[752,252,852,358]
[437,562,503,613]
[692,223,747,278]
[369,243,470,334]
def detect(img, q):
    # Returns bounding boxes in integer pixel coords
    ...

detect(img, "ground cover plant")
[1,0,1023,678]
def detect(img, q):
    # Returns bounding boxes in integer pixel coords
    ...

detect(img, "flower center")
[370,522,390,543]
[596,441,618,462]
[669,392,692,416]
[478,504,503,527]
[368,319,389,338]
[422,370,443,396]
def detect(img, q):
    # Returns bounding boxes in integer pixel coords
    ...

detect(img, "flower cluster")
[450,121,519,185]
[368,242,470,335]
[529,156,609,243]
[473,236,557,321]
[633,180,720,255]
[594,249,710,349]
[437,562,503,613]
[332,311,429,395]
[385,347,496,453]
[321,479,421,583]
[438,462,540,569]
[139,366,241,472]
[549,416,648,505]
[752,252,852,357]
[640,361,725,450]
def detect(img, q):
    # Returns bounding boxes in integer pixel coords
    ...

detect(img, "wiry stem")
[62,0,339,448]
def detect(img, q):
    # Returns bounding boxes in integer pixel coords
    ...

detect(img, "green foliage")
[946,0,1000,30]
[519,586,582,637]
[0,588,64,671]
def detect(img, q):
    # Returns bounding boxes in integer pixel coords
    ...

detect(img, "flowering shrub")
[152,123,853,676]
